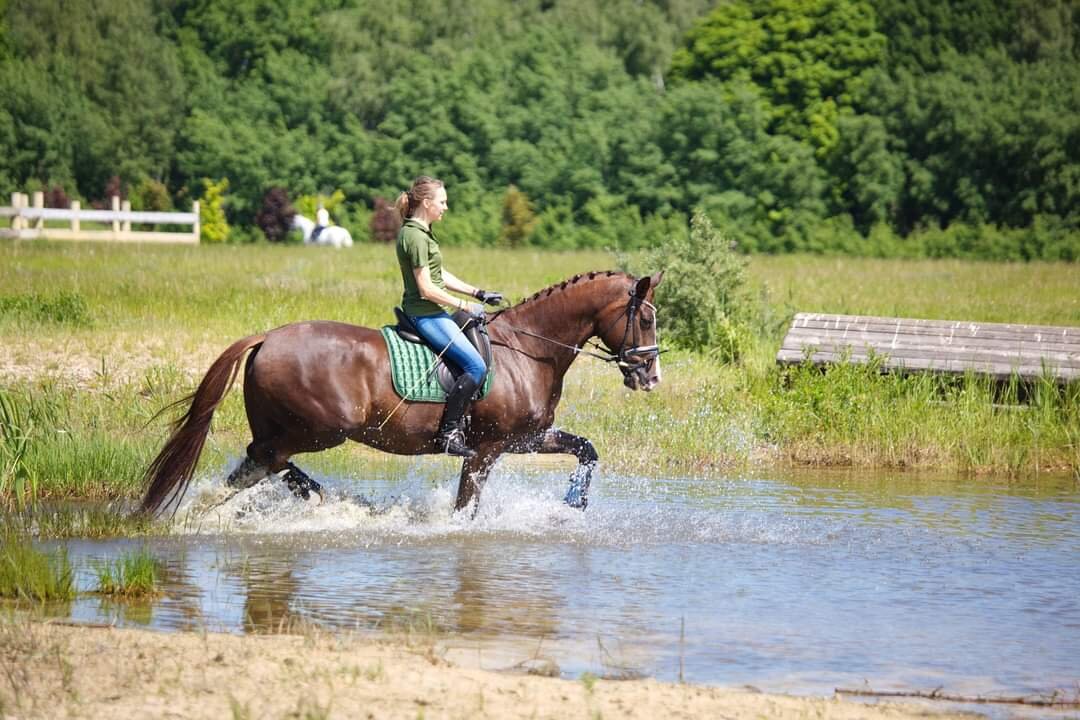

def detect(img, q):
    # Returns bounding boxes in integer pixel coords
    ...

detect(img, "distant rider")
[311,206,330,243]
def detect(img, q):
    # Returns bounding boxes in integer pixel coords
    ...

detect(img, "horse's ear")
[634,272,663,298]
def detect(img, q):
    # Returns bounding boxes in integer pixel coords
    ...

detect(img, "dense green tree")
[864,52,1080,237]
[656,80,828,251]
[1,0,1076,258]
[2,0,186,197]
[868,0,1019,71]
[670,0,886,151]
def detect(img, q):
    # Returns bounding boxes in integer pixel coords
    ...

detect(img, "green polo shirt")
[396,218,446,317]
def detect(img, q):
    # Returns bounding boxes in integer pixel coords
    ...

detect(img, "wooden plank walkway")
[777,313,1080,383]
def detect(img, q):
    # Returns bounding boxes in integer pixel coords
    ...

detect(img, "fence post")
[32,191,44,231]
[121,199,131,234]
[10,193,21,232]
[70,200,80,232]
[192,200,200,243]
[111,195,120,233]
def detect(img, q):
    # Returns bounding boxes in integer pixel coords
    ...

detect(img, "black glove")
[474,289,504,307]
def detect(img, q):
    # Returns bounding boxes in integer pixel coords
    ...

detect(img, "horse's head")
[595,272,663,391]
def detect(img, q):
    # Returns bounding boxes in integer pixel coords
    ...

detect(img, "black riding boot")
[436,374,480,458]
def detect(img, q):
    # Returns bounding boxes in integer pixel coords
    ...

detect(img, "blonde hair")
[395,176,444,220]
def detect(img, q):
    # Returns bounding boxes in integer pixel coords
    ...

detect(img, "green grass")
[92,547,160,597]
[1,240,1078,511]
[0,532,75,602]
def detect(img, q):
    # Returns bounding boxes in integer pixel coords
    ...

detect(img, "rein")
[493,290,661,371]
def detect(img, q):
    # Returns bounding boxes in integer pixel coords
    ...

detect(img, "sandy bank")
[0,621,976,719]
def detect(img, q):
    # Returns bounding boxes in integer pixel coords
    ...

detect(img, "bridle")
[494,289,663,384]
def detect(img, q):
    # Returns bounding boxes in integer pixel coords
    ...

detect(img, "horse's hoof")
[293,482,323,502]
[563,484,588,510]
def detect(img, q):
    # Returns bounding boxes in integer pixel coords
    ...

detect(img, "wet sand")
[1,621,976,719]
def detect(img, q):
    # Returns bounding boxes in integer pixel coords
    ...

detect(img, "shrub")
[43,184,70,209]
[255,187,295,243]
[499,185,539,247]
[198,177,230,244]
[129,178,172,212]
[295,189,345,223]
[621,209,751,357]
[369,196,401,243]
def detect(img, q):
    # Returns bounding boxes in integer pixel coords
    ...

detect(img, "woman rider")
[395,176,503,458]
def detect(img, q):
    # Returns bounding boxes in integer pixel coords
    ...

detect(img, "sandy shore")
[0,621,977,720]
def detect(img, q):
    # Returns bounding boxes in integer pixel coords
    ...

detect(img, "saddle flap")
[380,325,496,403]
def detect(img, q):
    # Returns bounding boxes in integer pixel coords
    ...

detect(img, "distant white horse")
[291,214,353,248]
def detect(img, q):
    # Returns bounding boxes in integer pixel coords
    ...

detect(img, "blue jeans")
[411,312,487,384]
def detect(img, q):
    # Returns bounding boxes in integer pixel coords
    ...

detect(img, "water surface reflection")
[52,467,1079,708]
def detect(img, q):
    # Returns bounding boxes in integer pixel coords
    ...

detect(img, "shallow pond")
[45,463,1080,713]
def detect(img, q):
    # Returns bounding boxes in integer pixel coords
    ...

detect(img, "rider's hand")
[474,289,504,307]
[464,302,486,321]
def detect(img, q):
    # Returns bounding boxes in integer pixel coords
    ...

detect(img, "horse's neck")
[293,215,313,240]
[497,276,627,365]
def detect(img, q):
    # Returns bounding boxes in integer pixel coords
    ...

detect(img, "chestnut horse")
[139,270,662,516]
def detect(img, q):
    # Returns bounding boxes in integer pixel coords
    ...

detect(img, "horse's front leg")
[514,429,598,510]
[455,445,504,515]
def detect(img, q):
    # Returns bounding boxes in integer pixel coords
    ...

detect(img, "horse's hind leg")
[226,455,270,490]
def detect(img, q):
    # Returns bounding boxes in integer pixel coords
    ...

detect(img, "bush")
[255,187,295,243]
[129,178,172,212]
[499,185,539,247]
[43,184,70,209]
[621,209,751,357]
[369,196,401,243]
[198,177,230,244]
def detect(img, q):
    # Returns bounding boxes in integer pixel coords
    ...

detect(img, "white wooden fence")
[1,192,200,244]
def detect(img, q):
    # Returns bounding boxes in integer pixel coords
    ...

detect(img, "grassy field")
[1,240,1077,511]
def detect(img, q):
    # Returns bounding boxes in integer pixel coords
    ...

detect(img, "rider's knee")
[465,359,487,386]
[467,368,486,387]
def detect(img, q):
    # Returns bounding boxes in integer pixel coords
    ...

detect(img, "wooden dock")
[777,313,1080,383]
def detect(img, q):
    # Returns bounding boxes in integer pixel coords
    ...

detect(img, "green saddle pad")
[380,326,494,403]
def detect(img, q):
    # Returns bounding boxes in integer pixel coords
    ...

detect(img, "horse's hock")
[777,313,1080,385]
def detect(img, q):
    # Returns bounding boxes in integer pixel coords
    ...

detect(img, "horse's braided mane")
[490,272,630,321]
[520,269,630,304]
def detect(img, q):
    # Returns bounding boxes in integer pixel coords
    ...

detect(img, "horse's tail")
[138,333,267,516]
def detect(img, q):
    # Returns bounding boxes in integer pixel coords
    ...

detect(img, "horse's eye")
[641,317,653,329]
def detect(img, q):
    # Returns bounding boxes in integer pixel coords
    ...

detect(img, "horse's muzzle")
[623,362,660,392]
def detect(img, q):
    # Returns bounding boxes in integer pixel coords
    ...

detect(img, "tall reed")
[0,532,74,602]
[0,389,37,509]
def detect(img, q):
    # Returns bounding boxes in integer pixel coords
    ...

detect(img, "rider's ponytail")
[394,191,411,220]
[396,176,444,220]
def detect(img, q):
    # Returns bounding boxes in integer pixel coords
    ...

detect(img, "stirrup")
[438,427,476,458]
